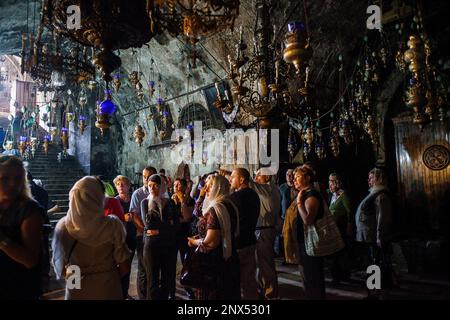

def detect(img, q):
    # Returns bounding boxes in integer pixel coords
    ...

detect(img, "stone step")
[28,163,81,168]
[32,174,85,179]
[32,172,84,176]
[28,162,79,166]
[51,199,69,206]
[48,193,70,200]
[27,140,84,234]
[36,177,81,182]
[29,160,78,163]
[44,181,77,186]
[46,188,72,193]
[35,180,79,185]
[32,171,83,174]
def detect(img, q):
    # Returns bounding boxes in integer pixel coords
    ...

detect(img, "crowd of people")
[0,154,395,300]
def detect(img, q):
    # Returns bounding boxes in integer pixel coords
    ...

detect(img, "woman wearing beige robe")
[52,176,131,300]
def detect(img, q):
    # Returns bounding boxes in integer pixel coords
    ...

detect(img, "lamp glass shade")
[99,99,117,115]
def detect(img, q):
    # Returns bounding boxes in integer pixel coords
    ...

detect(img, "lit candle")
[227,54,233,72]
[239,25,243,44]
[215,82,221,99]
[305,66,310,84]
[275,60,280,80]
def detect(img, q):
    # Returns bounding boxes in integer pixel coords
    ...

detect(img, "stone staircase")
[26,143,86,228]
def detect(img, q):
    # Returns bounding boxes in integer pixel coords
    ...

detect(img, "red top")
[104,197,126,222]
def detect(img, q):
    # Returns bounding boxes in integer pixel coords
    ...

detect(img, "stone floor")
[41,253,450,300]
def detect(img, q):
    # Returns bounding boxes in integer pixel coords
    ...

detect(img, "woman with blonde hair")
[52,176,131,299]
[188,174,240,300]
[294,165,326,299]
[0,155,44,299]
[355,167,395,298]
[114,174,140,299]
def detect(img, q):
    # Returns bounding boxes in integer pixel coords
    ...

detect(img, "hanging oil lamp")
[49,127,58,141]
[364,115,379,145]
[283,22,312,75]
[43,134,50,155]
[66,112,75,123]
[78,115,87,135]
[403,35,428,128]
[156,97,164,113]
[30,137,38,159]
[129,71,142,91]
[61,127,69,153]
[87,80,98,91]
[149,80,155,98]
[302,125,314,157]
[19,136,27,157]
[133,124,146,147]
[405,78,427,127]
[78,93,88,108]
[113,73,121,93]
[339,120,354,145]
[287,127,296,161]
[95,90,117,134]
[314,126,325,160]
[329,135,340,158]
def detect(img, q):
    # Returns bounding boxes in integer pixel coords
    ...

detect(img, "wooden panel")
[393,115,450,231]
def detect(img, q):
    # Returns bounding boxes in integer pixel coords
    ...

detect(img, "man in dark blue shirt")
[228,168,260,300]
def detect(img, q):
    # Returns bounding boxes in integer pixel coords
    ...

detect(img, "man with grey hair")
[252,167,281,300]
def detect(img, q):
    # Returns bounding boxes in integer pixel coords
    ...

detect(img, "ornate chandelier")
[154,0,240,45]
[396,7,448,128]
[39,0,240,89]
[41,0,156,83]
[217,0,312,129]
[21,8,95,91]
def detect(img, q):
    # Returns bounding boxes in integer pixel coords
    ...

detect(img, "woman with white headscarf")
[187,174,240,300]
[52,176,131,300]
[141,174,178,300]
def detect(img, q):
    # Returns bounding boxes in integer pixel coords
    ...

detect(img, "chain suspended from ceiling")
[39,0,241,86]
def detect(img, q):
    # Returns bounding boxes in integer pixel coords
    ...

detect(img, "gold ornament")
[283,26,312,74]
[95,113,111,135]
[133,124,146,146]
